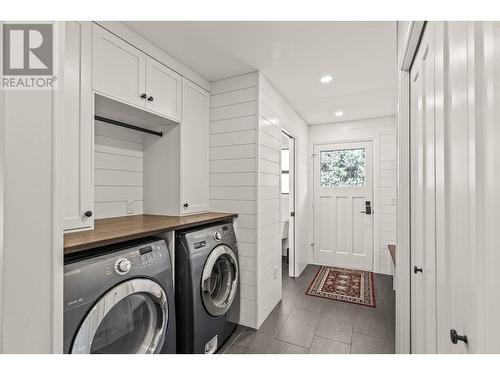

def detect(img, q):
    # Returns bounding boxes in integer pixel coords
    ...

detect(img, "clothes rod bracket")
[94,115,163,137]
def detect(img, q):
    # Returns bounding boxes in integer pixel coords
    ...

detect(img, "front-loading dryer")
[64,238,176,354]
[175,222,240,354]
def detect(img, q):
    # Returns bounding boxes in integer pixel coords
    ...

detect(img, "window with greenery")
[320,148,366,187]
[281,148,289,194]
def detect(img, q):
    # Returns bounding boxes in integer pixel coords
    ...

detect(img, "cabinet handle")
[450,329,468,344]
[84,211,93,218]
[413,266,423,274]
[183,203,189,208]
[140,93,147,99]
[147,96,154,102]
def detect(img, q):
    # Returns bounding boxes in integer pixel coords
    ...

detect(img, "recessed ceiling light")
[320,75,333,84]
[335,111,344,117]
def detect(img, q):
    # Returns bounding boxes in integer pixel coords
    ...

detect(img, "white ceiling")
[124,21,397,125]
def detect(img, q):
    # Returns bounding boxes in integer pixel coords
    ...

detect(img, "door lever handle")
[450,329,468,344]
[414,266,423,273]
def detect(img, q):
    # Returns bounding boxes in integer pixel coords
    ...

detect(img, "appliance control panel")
[219,225,234,239]
[138,243,163,267]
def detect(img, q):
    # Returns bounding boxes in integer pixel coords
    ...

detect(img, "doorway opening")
[281,130,295,278]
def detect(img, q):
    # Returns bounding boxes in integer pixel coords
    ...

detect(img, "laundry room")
[2,2,500,375]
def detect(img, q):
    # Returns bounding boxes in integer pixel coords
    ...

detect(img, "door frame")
[397,21,426,354]
[281,128,298,277]
[312,138,377,272]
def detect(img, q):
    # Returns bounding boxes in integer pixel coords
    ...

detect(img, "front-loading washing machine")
[64,237,176,354]
[175,222,240,354]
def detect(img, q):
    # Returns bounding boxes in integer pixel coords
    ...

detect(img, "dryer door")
[71,278,168,354]
[201,244,239,317]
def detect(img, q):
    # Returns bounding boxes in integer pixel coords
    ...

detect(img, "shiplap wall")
[257,76,310,326]
[309,116,397,275]
[94,121,144,219]
[257,83,282,325]
[209,72,259,328]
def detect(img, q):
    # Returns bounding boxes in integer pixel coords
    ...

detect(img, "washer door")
[201,244,239,317]
[71,278,168,354]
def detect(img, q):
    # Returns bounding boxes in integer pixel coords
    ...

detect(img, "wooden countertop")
[64,212,237,255]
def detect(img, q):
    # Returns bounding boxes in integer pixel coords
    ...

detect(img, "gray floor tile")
[222,265,395,355]
[267,340,308,354]
[276,308,321,348]
[353,305,390,338]
[257,311,288,338]
[294,293,328,313]
[231,328,274,353]
[308,336,351,354]
[315,308,354,344]
[271,290,301,316]
[351,333,394,354]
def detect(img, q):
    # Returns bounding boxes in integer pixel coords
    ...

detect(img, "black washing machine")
[64,238,176,354]
[175,222,240,354]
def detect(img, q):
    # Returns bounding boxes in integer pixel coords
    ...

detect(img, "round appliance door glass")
[201,244,239,317]
[71,278,168,354]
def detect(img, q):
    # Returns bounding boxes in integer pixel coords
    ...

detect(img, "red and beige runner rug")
[306,266,375,307]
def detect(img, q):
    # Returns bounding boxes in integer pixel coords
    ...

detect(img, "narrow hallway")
[220,260,395,354]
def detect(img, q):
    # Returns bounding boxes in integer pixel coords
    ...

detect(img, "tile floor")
[219,261,395,354]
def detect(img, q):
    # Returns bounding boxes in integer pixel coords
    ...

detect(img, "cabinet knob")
[84,211,93,218]
[450,329,468,344]
[414,266,423,274]
[183,203,189,208]
[147,96,154,102]
[140,93,147,99]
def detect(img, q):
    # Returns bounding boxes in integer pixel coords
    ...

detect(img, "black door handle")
[414,266,423,273]
[183,203,189,208]
[147,96,154,102]
[450,329,468,344]
[140,93,147,99]
[84,211,93,218]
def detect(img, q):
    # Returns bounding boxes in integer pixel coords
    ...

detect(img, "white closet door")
[409,22,437,354]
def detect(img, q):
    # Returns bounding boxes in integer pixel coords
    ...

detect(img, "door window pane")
[320,148,366,187]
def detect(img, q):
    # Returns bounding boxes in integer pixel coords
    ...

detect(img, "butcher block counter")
[64,212,237,256]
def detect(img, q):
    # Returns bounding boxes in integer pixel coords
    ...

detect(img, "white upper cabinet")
[180,79,209,214]
[92,24,146,108]
[92,24,181,122]
[145,56,182,120]
[63,21,94,231]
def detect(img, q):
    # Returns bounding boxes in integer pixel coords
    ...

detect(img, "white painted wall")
[209,72,310,328]
[94,121,145,218]
[257,75,310,326]
[0,23,64,353]
[209,72,259,328]
[309,116,397,275]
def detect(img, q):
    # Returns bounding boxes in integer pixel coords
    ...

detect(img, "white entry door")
[313,141,373,270]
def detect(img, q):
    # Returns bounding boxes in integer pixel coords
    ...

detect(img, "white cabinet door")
[92,24,146,108]
[145,56,182,121]
[180,79,209,214]
[63,21,94,231]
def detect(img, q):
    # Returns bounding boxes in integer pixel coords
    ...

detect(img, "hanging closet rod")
[94,115,163,137]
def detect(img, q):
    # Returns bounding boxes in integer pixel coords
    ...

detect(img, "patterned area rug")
[306,266,376,307]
